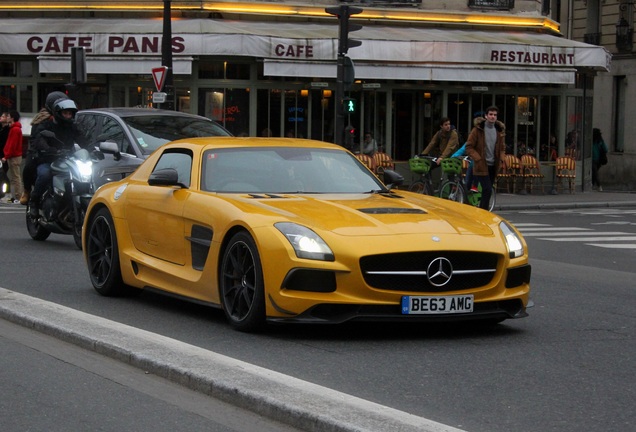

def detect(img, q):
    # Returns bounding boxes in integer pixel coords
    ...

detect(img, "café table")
[540,161,558,195]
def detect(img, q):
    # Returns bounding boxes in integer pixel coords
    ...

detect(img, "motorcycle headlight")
[76,160,93,183]
[275,222,335,261]
[500,221,524,258]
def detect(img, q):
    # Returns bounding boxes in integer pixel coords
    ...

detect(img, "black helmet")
[52,98,78,125]
[45,91,68,114]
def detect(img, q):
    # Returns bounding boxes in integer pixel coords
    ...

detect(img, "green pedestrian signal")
[344,97,356,114]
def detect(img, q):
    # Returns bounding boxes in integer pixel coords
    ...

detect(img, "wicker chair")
[354,153,377,172]
[372,152,395,175]
[555,156,576,194]
[520,154,545,194]
[496,154,521,193]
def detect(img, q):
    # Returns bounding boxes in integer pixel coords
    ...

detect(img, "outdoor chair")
[496,154,521,193]
[555,156,576,194]
[372,152,395,175]
[520,154,545,194]
[354,153,377,172]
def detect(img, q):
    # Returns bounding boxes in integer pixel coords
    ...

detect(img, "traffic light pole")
[335,54,345,147]
[325,5,362,148]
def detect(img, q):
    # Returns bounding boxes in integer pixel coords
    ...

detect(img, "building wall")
[567,0,636,190]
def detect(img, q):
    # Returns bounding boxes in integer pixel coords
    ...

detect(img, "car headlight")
[76,159,93,183]
[275,222,335,261]
[500,221,524,258]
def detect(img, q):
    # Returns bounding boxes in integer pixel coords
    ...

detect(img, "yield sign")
[152,66,168,92]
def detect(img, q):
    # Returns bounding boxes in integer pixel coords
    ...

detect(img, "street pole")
[335,54,345,146]
[162,0,175,110]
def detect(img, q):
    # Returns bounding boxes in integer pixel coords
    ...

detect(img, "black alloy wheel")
[220,231,266,332]
[86,208,127,296]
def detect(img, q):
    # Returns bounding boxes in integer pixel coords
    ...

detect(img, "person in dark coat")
[465,106,507,210]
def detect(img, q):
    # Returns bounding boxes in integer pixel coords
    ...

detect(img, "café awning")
[0,18,611,83]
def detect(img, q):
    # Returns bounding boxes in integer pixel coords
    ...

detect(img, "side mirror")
[98,141,121,160]
[383,169,404,190]
[148,168,187,189]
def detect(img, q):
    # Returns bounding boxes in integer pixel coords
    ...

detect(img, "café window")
[468,0,515,10]
[199,61,250,80]
[0,61,17,77]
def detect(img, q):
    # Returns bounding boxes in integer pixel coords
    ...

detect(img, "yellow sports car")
[83,137,531,331]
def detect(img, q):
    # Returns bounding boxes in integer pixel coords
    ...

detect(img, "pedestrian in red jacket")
[1,110,24,203]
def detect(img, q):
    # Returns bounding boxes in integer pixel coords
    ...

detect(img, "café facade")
[0,7,610,186]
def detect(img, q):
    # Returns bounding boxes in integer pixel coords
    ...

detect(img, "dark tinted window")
[122,115,231,155]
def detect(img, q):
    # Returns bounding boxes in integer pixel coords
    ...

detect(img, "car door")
[125,149,192,265]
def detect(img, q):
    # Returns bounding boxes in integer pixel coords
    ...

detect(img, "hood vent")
[359,208,426,215]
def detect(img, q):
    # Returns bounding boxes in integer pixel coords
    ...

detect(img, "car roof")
[77,107,212,121]
[167,136,346,151]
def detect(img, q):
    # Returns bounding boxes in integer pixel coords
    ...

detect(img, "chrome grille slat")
[360,251,499,292]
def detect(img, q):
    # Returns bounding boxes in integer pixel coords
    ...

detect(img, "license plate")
[401,295,474,315]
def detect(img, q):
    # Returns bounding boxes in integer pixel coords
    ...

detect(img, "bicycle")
[408,155,442,195]
[438,157,467,204]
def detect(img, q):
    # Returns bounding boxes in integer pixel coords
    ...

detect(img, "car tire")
[220,231,266,332]
[86,207,129,296]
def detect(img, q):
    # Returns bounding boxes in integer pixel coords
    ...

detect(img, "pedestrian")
[420,117,459,165]
[592,127,609,192]
[451,142,478,193]
[0,112,10,198]
[465,106,506,210]
[362,132,378,156]
[1,110,24,203]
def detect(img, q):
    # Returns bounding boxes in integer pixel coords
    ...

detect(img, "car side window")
[98,117,134,155]
[152,150,193,188]
[75,114,99,149]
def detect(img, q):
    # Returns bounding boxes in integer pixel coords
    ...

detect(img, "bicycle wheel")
[409,180,433,195]
[488,188,496,211]
[439,180,466,203]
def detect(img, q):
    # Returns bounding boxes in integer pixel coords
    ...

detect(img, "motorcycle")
[0,160,9,200]
[26,131,119,249]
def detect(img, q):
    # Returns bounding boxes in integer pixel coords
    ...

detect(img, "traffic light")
[343,97,356,114]
[344,124,356,149]
[325,5,363,54]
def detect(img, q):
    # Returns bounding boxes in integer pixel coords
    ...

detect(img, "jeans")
[32,163,53,200]
[473,165,497,210]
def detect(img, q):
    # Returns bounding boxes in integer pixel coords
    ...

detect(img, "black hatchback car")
[75,108,231,188]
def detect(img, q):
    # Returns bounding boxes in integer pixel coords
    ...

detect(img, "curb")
[0,288,465,432]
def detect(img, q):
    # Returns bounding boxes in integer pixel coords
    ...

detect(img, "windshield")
[201,147,386,194]
[123,115,230,155]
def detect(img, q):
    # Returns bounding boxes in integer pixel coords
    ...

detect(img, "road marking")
[514,221,636,250]
[587,244,636,249]
[521,231,628,237]
[538,236,636,242]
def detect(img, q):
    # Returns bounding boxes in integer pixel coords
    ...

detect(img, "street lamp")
[616,1,634,52]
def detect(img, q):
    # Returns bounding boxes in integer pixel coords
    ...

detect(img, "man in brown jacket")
[465,106,506,210]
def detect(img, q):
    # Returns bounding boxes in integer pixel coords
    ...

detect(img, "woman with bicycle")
[465,106,507,210]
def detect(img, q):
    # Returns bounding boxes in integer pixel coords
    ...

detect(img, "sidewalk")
[493,189,636,211]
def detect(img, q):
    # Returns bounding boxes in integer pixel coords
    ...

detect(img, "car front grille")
[360,251,499,293]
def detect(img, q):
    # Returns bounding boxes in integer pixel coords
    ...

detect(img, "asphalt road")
[1,204,635,432]
[0,318,301,432]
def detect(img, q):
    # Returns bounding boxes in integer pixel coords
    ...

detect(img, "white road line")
[510,223,552,227]
[518,227,591,231]
[539,236,636,242]
[521,231,629,237]
[586,244,636,249]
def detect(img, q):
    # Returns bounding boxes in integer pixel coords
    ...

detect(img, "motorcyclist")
[27,92,87,217]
